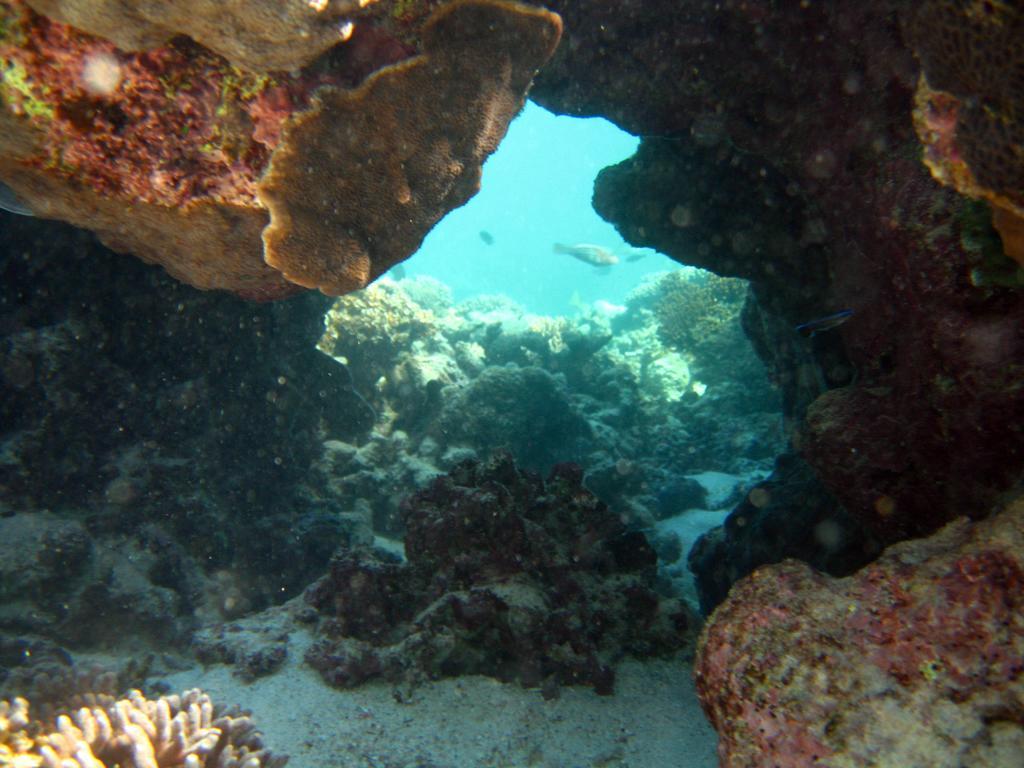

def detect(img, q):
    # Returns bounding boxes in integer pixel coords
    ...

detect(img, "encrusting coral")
[904,0,1024,264]
[695,494,1024,767]
[0,0,562,298]
[259,0,563,295]
[0,688,286,768]
[21,0,369,73]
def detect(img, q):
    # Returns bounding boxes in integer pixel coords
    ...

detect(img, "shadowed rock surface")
[303,454,697,696]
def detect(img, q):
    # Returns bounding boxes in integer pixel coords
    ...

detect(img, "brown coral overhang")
[258,0,563,295]
[0,0,563,299]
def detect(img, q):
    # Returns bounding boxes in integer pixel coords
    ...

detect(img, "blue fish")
[796,309,853,337]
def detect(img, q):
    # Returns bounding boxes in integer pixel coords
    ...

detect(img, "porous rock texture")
[687,452,881,616]
[535,0,1024,553]
[303,453,697,695]
[0,0,562,297]
[904,0,1024,264]
[695,494,1024,768]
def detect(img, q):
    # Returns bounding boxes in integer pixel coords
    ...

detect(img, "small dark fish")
[625,249,649,263]
[388,264,406,280]
[479,230,495,245]
[0,181,34,217]
[796,309,853,337]
[553,242,619,266]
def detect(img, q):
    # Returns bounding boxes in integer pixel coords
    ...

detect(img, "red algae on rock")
[0,2,300,207]
[0,0,562,298]
[695,495,1024,768]
[904,0,1024,265]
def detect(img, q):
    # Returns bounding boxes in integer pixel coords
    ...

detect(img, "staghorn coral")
[0,0,562,298]
[0,688,286,768]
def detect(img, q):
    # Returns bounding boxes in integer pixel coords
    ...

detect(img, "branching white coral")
[0,689,285,768]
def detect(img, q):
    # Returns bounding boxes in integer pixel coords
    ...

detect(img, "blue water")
[403,101,680,316]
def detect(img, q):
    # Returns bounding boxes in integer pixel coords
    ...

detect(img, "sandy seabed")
[159,629,718,768]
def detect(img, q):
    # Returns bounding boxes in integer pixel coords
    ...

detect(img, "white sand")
[161,629,718,768]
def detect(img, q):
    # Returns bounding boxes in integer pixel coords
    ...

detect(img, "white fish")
[553,242,619,266]
[593,299,627,317]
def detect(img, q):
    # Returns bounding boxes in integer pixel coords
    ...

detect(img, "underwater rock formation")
[437,365,591,472]
[904,1,1024,265]
[0,0,561,298]
[0,687,286,767]
[695,494,1024,768]
[304,454,696,695]
[538,0,1024,544]
[687,453,881,615]
[0,216,778,669]
[0,215,367,662]
[24,0,370,72]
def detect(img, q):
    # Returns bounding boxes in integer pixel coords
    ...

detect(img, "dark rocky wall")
[0,213,365,667]
[534,0,1024,553]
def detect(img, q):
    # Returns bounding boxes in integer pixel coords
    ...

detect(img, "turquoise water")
[404,101,680,315]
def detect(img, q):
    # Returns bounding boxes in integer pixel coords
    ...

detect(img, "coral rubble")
[0,0,562,298]
[0,688,286,767]
[304,453,697,695]
[695,495,1024,767]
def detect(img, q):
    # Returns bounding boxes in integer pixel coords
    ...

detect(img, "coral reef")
[695,494,1024,767]
[651,271,748,361]
[0,0,562,297]
[0,209,777,673]
[258,0,562,295]
[0,215,367,666]
[437,365,591,472]
[0,688,286,767]
[314,273,781,536]
[303,454,697,695]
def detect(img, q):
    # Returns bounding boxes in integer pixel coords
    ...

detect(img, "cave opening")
[318,100,786,614]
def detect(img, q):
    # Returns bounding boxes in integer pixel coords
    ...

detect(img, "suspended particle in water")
[814,519,844,551]
[874,495,897,518]
[81,52,124,97]
[748,487,771,508]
